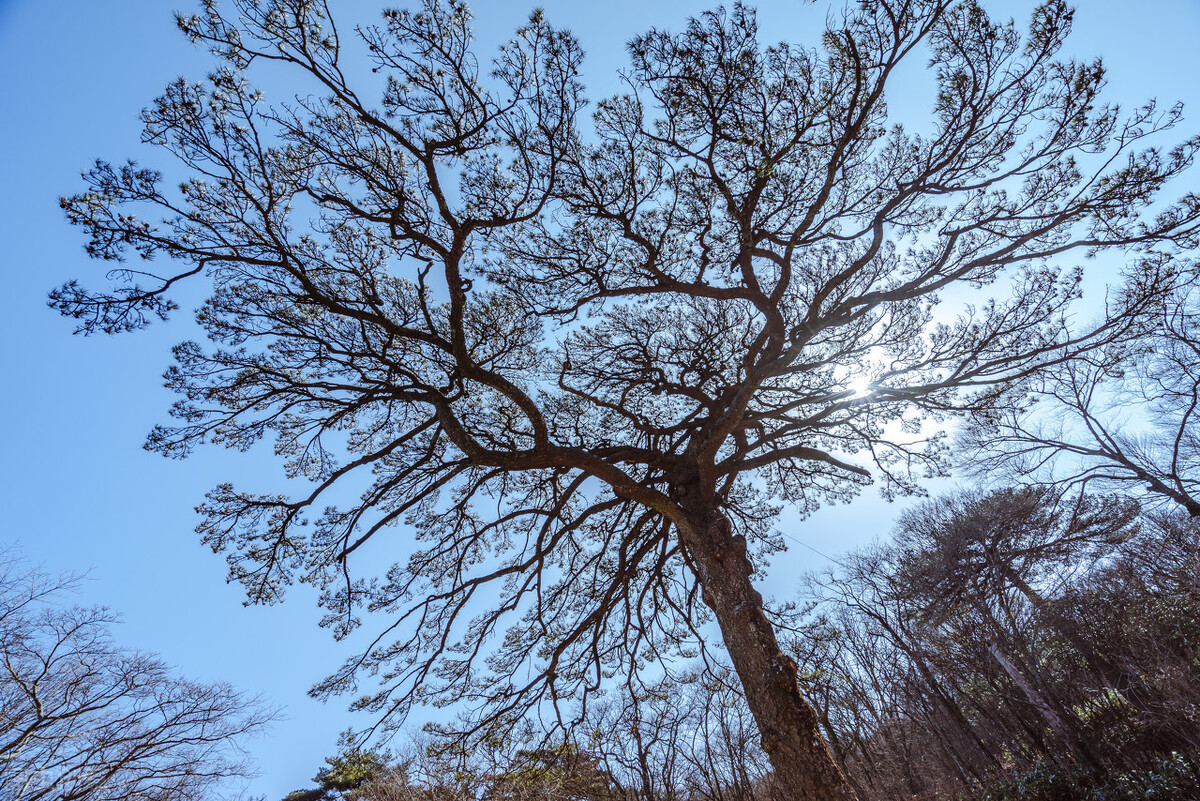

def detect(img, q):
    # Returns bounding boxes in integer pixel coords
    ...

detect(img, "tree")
[285,750,392,801]
[286,743,622,801]
[53,0,1200,797]
[806,496,1200,800]
[886,487,1138,624]
[0,551,274,801]
[963,282,1200,516]
[483,745,620,801]
[1053,511,1200,760]
[584,667,777,801]
[883,488,1141,769]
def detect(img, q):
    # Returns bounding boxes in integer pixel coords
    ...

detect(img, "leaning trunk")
[681,509,857,801]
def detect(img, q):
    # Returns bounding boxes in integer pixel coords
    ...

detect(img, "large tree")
[54,0,1200,797]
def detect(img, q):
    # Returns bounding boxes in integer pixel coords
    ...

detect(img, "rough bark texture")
[683,509,857,801]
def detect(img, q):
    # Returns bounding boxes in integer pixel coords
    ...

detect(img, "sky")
[2,0,1199,797]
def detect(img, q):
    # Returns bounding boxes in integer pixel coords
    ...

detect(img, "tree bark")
[680,509,857,801]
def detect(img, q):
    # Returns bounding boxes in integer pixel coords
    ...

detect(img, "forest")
[279,491,1200,801]
[5,0,1200,798]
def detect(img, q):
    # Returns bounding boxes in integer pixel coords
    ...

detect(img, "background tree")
[583,667,777,801]
[1052,511,1200,761]
[483,745,621,801]
[802,492,1200,800]
[287,742,622,801]
[963,282,1200,516]
[0,551,274,801]
[53,0,1200,797]
[285,750,392,801]
[883,489,1142,769]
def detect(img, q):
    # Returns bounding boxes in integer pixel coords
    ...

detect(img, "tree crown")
[55,0,1200,749]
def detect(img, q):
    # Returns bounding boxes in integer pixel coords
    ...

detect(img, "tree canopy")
[964,282,1200,515]
[54,0,1200,798]
[0,551,273,801]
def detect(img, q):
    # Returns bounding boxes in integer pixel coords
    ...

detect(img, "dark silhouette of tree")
[0,551,274,801]
[53,0,1200,797]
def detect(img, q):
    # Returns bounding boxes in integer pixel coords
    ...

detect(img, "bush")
[977,753,1200,801]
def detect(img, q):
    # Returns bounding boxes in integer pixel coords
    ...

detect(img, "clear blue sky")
[2,0,1198,797]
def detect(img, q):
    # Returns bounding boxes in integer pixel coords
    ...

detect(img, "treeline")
[287,672,777,801]
[290,488,1200,801]
[796,489,1200,800]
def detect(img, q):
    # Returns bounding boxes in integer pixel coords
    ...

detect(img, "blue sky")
[2,0,1199,797]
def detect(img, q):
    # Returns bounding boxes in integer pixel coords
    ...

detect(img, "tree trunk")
[971,597,1097,769]
[984,640,1075,747]
[680,509,857,801]
[870,614,1004,774]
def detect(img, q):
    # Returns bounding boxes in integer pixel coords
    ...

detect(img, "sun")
[847,375,874,399]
